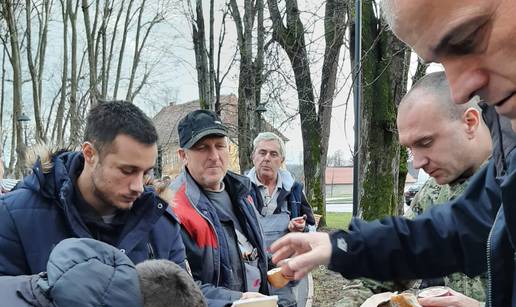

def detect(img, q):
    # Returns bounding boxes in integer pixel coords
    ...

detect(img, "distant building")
[152,94,287,178]
[325,167,417,202]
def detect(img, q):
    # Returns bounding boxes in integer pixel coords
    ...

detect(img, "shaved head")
[400,71,480,121]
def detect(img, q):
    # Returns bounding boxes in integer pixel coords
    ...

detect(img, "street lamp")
[17,113,30,146]
[255,103,267,132]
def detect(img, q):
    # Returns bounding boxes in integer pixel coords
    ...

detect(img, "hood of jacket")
[16,147,82,202]
[247,167,294,192]
[36,238,142,307]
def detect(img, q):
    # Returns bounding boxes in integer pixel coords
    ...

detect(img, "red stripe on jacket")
[172,184,218,248]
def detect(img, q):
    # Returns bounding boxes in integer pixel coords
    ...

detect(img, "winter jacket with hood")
[0,150,185,275]
[0,237,142,307]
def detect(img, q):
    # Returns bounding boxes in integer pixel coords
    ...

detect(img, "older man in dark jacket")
[170,110,269,306]
[0,101,185,275]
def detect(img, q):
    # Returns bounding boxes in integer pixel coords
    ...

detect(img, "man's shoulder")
[1,185,50,211]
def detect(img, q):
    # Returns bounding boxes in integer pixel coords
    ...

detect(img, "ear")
[177,148,187,166]
[82,142,97,166]
[463,107,480,137]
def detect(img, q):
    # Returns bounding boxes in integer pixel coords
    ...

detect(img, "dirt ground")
[311,227,349,307]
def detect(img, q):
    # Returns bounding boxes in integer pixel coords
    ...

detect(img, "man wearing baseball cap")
[169,110,270,306]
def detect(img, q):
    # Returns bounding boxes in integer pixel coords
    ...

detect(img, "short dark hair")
[136,260,207,307]
[84,101,158,155]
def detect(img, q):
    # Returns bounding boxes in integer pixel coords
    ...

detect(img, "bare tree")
[113,0,134,99]
[82,0,101,106]
[349,0,410,220]
[1,0,28,177]
[24,0,51,143]
[68,0,81,145]
[229,0,266,172]
[125,0,165,102]
[268,0,347,223]
[190,0,210,109]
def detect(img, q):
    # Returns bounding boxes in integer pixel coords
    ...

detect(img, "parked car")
[404,183,422,206]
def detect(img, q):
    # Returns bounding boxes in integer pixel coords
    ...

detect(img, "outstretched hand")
[270,232,332,280]
[418,288,481,307]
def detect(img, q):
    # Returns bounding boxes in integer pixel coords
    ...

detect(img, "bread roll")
[267,268,289,289]
[386,293,422,307]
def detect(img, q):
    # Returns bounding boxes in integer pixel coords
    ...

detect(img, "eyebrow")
[430,14,490,60]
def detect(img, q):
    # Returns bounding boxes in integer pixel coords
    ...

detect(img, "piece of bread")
[385,293,422,307]
[267,268,289,289]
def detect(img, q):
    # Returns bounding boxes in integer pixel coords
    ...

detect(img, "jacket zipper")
[189,196,221,286]
[486,205,502,307]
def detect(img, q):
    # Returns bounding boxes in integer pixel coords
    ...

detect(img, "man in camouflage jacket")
[337,72,492,307]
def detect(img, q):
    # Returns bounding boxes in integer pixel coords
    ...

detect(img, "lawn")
[324,212,352,230]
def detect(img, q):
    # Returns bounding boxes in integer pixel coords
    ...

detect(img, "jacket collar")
[247,167,294,192]
[177,167,252,208]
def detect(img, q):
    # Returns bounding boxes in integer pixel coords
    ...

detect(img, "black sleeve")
[328,161,500,281]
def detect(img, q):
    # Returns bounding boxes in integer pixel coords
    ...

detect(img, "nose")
[411,150,429,170]
[443,59,489,104]
[207,146,219,161]
[129,174,144,194]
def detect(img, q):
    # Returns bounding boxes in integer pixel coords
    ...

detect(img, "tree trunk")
[192,0,210,109]
[349,0,410,220]
[268,0,324,220]
[68,0,81,145]
[82,0,99,106]
[24,0,50,143]
[113,0,135,99]
[316,0,347,224]
[2,0,27,177]
[230,0,264,173]
[55,0,69,146]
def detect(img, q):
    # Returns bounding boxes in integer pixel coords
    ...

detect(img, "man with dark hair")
[169,110,270,305]
[137,259,207,307]
[0,101,185,275]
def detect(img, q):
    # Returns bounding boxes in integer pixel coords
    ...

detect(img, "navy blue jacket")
[327,108,516,307]
[170,169,269,305]
[0,151,185,275]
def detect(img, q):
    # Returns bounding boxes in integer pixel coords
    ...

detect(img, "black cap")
[178,110,228,149]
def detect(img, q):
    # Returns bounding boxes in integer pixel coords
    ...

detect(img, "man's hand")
[288,215,307,232]
[240,292,266,300]
[418,288,481,307]
[270,232,332,280]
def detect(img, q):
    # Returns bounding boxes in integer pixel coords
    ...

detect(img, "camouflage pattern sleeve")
[404,178,441,219]
[335,278,417,306]
[444,272,487,302]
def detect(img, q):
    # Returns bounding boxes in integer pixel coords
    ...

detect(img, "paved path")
[326,203,353,212]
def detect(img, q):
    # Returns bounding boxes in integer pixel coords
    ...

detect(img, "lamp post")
[255,103,267,132]
[17,113,30,146]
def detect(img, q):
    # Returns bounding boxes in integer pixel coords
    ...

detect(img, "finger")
[418,296,458,306]
[271,233,308,253]
[285,250,323,277]
[271,244,296,264]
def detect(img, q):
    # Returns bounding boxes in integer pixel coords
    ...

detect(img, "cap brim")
[183,128,228,149]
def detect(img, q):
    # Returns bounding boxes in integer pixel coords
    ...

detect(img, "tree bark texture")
[349,0,410,220]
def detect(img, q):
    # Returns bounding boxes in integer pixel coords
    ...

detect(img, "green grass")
[324,212,352,230]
